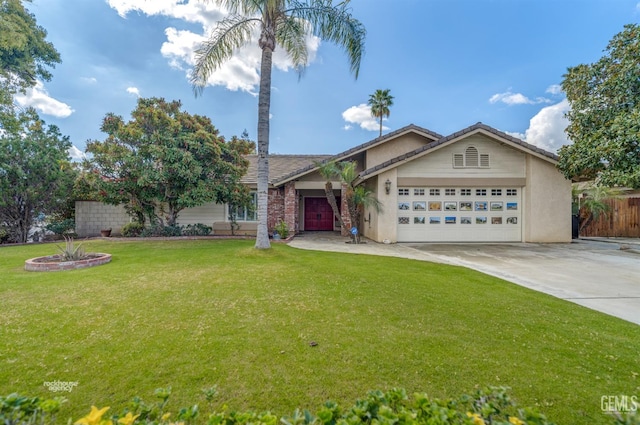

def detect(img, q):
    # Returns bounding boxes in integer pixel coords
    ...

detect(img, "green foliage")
[559,24,640,188]
[273,220,289,238]
[82,98,251,226]
[45,218,75,236]
[140,225,183,238]
[122,222,145,237]
[0,0,61,99]
[0,107,75,243]
[55,236,86,261]
[0,227,9,244]
[182,223,212,236]
[9,387,640,425]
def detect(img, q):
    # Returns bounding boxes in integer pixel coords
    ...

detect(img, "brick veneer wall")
[284,182,298,233]
[267,188,285,232]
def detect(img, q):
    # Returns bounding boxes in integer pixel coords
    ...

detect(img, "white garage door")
[396,187,522,242]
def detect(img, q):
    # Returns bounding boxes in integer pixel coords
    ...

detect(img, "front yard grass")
[0,239,638,424]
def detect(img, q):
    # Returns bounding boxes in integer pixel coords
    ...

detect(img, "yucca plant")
[55,235,87,261]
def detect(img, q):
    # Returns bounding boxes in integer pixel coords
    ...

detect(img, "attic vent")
[480,153,490,167]
[452,146,490,168]
[465,147,479,167]
[453,153,464,168]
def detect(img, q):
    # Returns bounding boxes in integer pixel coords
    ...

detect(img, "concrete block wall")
[75,201,130,237]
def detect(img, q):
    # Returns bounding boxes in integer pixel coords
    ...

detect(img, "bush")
[140,225,183,238]
[5,387,637,425]
[0,227,9,244]
[182,223,212,236]
[122,222,145,237]
[45,218,75,235]
[273,220,289,238]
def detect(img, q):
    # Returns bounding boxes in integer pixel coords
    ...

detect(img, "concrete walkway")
[288,233,640,325]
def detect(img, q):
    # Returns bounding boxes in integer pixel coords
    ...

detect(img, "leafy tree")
[83,98,252,227]
[0,0,60,97]
[559,24,640,188]
[0,107,74,243]
[368,89,393,138]
[192,0,366,249]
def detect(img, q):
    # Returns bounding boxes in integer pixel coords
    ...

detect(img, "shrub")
[0,227,9,244]
[273,220,289,239]
[122,222,145,237]
[55,236,87,261]
[45,218,76,236]
[140,225,183,238]
[182,223,212,236]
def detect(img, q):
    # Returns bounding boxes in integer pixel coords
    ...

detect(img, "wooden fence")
[580,197,640,237]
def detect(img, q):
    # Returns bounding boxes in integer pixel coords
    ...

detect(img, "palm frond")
[276,16,310,73]
[314,159,339,180]
[191,15,259,96]
[213,0,264,15]
[287,0,366,78]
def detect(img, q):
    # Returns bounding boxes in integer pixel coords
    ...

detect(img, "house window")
[460,189,471,196]
[429,188,440,196]
[445,188,456,196]
[230,192,257,221]
[414,188,425,196]
[476,189,487,196]
[491,189,502,196]
[398,188,410,196]
[453,147,490,168]
[507,189,518,196]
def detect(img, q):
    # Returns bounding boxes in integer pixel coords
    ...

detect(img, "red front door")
[304,197,337,231]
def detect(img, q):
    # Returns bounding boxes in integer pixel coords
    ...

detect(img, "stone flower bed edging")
[25,253,112,272]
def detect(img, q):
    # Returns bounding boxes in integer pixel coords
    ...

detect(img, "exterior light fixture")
[385,179,392,195]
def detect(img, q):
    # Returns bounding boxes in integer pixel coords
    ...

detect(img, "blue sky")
[20,0,640,159]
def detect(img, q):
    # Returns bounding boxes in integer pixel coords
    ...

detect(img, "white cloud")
[489,90,551,106]
[127,87,141,97]
[108,0,321,95]
[81,77,97,84]
[14,81,74,118]
[68,145,86,162]
[342,103,386,132]
[343,124,352,130]
[546,84,563,95]
[520,99,570,152]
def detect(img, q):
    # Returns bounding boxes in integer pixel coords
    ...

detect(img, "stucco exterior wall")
[365,170,397,243]
[524,157,572,242]
[366,133,433,169]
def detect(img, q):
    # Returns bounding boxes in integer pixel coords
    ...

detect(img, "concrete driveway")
[289,234,640,325]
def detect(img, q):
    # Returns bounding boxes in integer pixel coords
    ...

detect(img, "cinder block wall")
[75,201,130,237]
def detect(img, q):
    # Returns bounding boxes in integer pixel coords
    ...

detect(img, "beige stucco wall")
[366,133,434,169]
[524,157,572,242]
[365,169,397,242]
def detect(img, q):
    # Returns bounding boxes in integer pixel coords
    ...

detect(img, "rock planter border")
[25,253,112,272]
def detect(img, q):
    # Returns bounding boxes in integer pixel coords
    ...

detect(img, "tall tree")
[0,107,74,243]
[0,0,60,98]
[559,24,640,188]
[83,98,251,226]
[191,0,366,249]
[368,89,393,138]
[315,159,346,230]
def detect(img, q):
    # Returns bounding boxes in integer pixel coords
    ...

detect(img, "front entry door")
[304,197,336,231]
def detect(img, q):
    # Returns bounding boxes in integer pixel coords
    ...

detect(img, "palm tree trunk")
[324,181,345,230]
[255,45,273,249]
[378,116,382,138]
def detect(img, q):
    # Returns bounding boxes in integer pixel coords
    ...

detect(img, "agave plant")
[56,235,87,261]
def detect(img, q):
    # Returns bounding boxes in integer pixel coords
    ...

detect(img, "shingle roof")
[242,154,332,185]
[357,122,559,181]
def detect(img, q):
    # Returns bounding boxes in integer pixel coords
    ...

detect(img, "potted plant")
[100,228,112,237]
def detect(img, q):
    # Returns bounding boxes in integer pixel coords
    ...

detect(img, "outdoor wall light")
[385,179,392,195]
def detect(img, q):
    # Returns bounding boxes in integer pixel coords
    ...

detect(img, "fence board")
[581,198,640,237]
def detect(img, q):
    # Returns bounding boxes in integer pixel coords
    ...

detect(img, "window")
[414,188,425,196]
[429,188,440,196]
[491,189,502,196]
[231,192,257,221]
[476,189,487,196]
[460,189,471,196]
[398,188,409,196]
[453,147,490,168]
[445,188,456,196]
[507,189,518,196]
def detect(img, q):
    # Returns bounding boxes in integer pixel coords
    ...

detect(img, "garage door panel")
[396,187,521,242]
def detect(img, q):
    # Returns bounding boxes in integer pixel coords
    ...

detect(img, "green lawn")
[0,239,638,424]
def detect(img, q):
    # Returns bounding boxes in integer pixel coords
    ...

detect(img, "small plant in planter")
[56,235,88,261]
[273,220,289,240]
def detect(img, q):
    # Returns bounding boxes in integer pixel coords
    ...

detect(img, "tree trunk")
[378,116,382,138]
[324,181,345,230]
[255,45,273,249]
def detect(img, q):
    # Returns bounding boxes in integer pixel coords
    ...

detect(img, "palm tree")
[337,160,381,243]
[192,0,366,249]
[315,159,346,230]
[368,89,394,138]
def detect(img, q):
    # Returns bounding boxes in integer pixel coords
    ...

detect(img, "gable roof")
[271,124,443,185]
[242,154,331,185]
[356,122,559,183]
